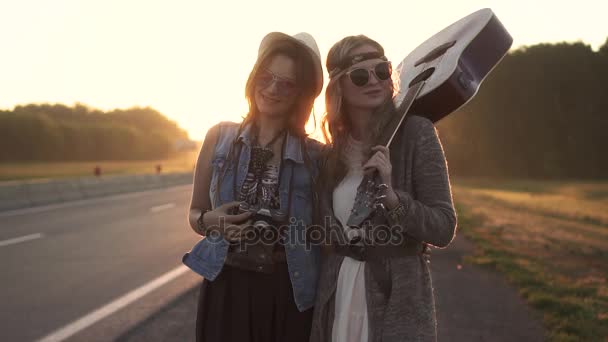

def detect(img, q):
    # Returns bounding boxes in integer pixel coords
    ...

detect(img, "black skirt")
[195,261,313,342]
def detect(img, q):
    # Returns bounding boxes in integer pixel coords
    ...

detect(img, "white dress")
[331,135,369,342]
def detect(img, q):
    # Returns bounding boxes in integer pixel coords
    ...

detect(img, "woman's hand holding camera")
[202,201,252,242]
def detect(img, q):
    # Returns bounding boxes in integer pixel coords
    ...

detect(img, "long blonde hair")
[320,35,396,190]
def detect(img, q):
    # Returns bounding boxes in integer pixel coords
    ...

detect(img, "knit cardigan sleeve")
[390,117,457,248]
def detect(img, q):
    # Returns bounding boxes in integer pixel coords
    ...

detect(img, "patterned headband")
[329,51,388,78]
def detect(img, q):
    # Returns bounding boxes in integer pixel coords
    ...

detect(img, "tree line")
[435,38,608,180]
[2,38,606,179]
[0,104,189,161]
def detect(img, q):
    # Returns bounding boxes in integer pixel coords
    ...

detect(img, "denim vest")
[183,121,323,312]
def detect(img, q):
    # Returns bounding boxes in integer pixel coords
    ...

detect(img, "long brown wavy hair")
[320,35,397,190]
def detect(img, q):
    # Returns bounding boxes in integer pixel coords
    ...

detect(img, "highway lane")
[0,185,202,342]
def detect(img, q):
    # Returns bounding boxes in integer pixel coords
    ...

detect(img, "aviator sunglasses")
[346,61,392,87]
[254,69,299,97]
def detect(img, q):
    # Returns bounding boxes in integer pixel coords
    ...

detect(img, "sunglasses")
[255,69,299,97]
[346,61,392,87]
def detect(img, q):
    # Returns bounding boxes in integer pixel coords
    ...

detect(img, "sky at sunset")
[1,0,606,140]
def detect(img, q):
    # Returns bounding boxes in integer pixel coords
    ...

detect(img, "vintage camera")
[224,202,289,273]
[232,202,287,246]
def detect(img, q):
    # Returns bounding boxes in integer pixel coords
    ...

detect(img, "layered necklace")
[249,125,286,181]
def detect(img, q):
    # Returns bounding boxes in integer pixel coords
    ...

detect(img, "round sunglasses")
[346,61,392,87]
[254,69,299,97]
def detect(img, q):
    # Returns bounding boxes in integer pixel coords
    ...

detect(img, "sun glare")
[0,0,606,143]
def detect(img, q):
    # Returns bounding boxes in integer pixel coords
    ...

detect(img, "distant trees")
[2,38,607,179]
[0,104,189,161]
[599,38,608,56]
[435,39,608,179]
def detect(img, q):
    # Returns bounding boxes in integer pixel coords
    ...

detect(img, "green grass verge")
[456,203,608,342]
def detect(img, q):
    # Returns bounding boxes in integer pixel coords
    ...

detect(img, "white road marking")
[149,203,176,213]
[35,265,190,342]
[0,233,44,247]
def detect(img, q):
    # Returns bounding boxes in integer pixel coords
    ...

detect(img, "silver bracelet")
[386,201,408,224]
[196,209,212,236]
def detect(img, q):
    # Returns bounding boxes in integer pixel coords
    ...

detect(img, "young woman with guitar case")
[309,8,512,342]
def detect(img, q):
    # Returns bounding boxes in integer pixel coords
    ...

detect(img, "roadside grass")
[453,177,608,227]
[453,178,608,342]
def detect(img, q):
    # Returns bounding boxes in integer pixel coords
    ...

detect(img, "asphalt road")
[0,185,547,341]
[0,185,202,342]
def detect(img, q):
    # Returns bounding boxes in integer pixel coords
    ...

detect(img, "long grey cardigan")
[309,115,457,342]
